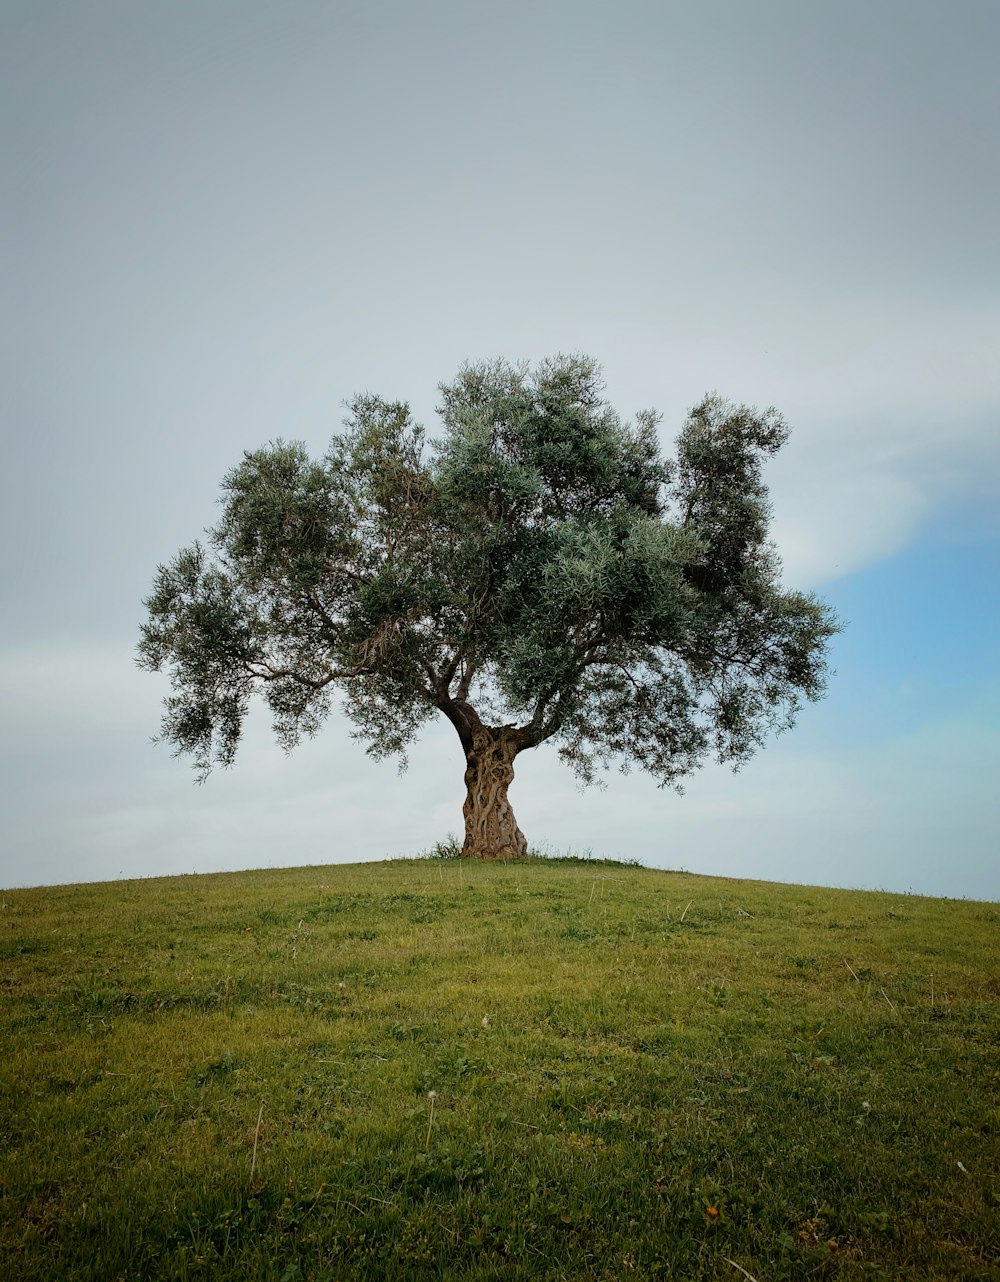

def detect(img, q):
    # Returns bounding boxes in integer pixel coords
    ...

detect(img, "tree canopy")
[139,355,839,858]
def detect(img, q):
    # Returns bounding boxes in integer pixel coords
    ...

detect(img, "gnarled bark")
[462,725,528,859]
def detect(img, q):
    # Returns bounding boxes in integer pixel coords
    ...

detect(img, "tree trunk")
[462,726,528,859]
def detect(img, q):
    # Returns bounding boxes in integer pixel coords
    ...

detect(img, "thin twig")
[879,987,896,1012]
[249,1101,265,1187]
[680,900,693,923]
[426,1093,436,1147]
[843,960,861,982]
[725,1260,761,1282]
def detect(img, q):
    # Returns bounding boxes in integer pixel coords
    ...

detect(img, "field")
[1,854,998,1281]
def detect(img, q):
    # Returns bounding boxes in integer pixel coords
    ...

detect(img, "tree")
[139,355,839,859]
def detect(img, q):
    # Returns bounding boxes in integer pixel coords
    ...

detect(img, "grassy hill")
[1,855,997,1280]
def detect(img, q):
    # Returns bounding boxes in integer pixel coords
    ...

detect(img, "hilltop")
[2,856,997,1280]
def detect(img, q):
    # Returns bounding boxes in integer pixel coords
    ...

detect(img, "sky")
[2,0,997,899]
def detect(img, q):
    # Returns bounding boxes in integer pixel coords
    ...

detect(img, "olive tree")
[139,355,838,858]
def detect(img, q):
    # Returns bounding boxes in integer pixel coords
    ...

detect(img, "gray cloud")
[2,1,997,894]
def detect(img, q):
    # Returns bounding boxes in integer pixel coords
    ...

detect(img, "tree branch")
[435,694,480,755]
[303,587,345,642]
[246,660,355,688]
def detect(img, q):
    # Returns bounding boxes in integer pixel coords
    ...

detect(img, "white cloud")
[0,641,466,887]
[598,293,999,589]
[769,470,928,587]
[0,640,157,735]
[511,711,1000,902]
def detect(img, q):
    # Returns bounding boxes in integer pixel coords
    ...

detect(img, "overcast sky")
[2,1,997,899]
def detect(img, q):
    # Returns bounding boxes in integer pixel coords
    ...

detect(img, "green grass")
[1,855,997,1281]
